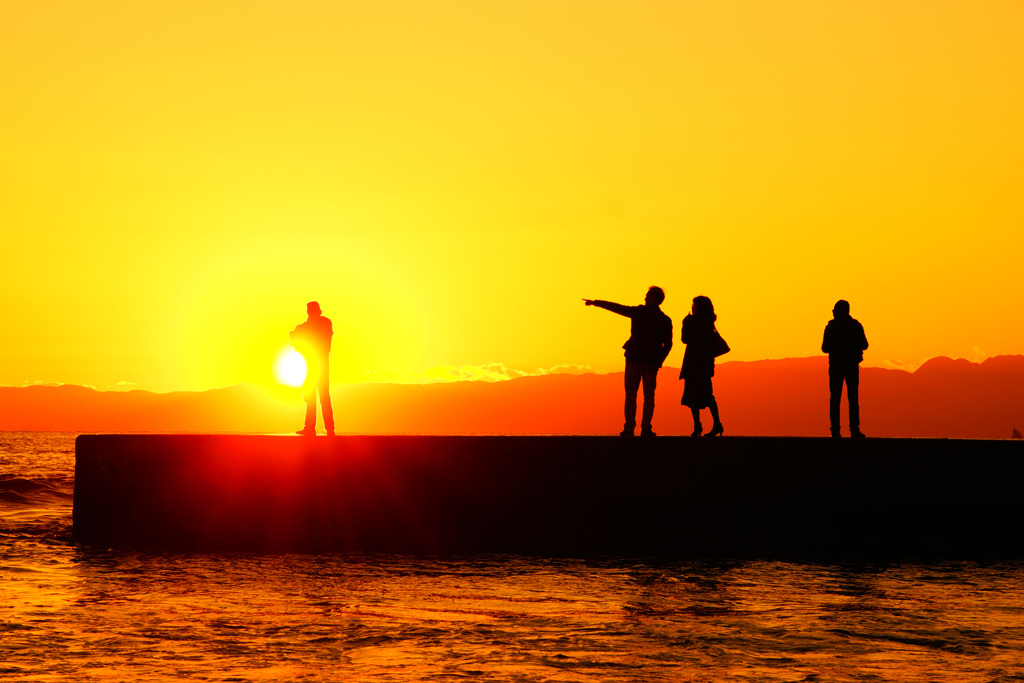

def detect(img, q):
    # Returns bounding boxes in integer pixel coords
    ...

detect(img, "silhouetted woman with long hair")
[680,295,725,437]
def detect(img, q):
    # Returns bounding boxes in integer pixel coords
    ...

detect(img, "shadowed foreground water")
[4,432,1024,682]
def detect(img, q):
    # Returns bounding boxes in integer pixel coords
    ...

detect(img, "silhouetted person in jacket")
[584,287,673,436]
[291,301,334,436]
[822,300,868,438]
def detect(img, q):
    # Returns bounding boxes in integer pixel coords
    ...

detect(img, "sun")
[274,347,308,387]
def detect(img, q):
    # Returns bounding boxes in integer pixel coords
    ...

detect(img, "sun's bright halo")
[274,347,307,387]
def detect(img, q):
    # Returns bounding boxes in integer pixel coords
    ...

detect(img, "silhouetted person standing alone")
[822,299,868,438]
[680,296,727,437]
[291,301,334,436]
[584,287,673,436]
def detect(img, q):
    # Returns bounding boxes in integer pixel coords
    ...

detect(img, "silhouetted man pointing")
[822,299,868,438]
[585,287,673,436]
[291,301,334,436]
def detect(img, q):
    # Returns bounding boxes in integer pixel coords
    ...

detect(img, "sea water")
[4,432,1024,682]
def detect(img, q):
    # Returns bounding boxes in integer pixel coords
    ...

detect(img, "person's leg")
[708,395,722,433]
[319,373,334,434]
[690,406,703,436]
[829,367,844,436]
[623,361,641,434]
[847,364,862,436]
[640,364,658,434]
[302,385,317,433]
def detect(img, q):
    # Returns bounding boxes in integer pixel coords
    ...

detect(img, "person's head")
[833,300,850,318]
[307,301,322,317]
[692,295,715,321]
[645,286,665,306]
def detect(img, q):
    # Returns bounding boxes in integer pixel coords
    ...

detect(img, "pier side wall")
[73,435,1024,556]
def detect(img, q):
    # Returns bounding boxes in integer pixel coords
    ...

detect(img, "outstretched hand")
[583,299,595,306]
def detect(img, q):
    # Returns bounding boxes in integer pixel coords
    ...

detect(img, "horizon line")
[5,352,1022,395]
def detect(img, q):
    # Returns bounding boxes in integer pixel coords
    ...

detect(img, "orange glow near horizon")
[2,1,1023,393]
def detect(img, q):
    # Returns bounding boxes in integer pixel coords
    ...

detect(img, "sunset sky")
[3,1,1023,393]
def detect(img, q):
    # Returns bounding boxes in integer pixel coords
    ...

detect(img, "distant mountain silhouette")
[2,355,1023,438]
[0,384,293,433]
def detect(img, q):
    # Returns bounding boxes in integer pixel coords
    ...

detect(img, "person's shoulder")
[642,305,667,321]
[840,316,862,329]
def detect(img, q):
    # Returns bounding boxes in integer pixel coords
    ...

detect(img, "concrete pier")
[73,435,1024,556]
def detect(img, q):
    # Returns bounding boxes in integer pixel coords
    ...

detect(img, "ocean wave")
[0,516,73,542]
[0,475,74,532]
[0,475,74,498]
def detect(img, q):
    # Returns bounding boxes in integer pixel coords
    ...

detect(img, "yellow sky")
[3,1,1023,392]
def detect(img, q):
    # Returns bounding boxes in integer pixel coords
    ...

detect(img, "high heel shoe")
[691,422,703,438]
[706,423,724,437]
